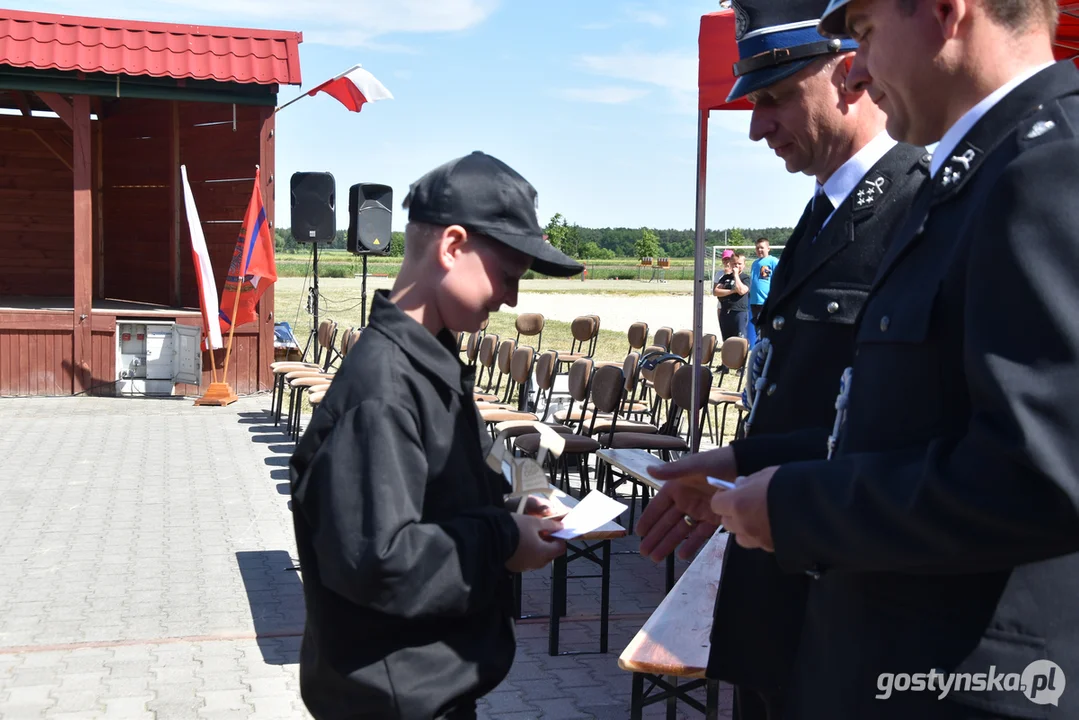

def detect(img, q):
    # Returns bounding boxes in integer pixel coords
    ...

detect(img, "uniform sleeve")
[769,142,1079,575]
[294,398,520,618]
[730,428,830,476]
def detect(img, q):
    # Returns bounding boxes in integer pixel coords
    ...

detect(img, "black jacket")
[289,291,520,720]
[706,142,929,693]
[770,61,1079,719]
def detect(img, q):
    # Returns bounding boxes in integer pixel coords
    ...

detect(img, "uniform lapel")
[767,152,905,311]
[871,61,1079,291]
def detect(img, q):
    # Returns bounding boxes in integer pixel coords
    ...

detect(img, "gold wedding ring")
[683,514,696,528]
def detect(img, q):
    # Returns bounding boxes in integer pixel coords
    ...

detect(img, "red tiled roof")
[0,9,302,86]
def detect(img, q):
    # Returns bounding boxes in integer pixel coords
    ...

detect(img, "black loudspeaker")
[347,183,393,255]
[291,172,336,244]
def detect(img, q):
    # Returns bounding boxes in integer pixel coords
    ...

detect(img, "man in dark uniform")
[288,152,582,719]
[637,1,927,718]
[652,0,1079,718]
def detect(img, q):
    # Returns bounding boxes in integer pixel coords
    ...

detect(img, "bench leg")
[548,553,567,656]
[513,572,522,619]
[667,676,678,720]
[631,673,645,720]
[706,680,720,720]
[600,540,610,654]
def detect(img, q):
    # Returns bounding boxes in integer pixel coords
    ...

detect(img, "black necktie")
[806,192,834,245]
[778,193,833,282]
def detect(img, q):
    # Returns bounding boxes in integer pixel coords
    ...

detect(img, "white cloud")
[625,7,668,27]
[34,0,499,46]
[579,50,697,94]
[560,87,651,104]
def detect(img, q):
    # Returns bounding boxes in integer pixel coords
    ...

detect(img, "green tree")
[389,231,405,257]
[544,213,569,252]
[634,228,661,260]
[726,228,748,246]
[564,224,582,259]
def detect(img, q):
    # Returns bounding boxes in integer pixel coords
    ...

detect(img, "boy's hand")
[518,494,570,519]
[506,515,566,573]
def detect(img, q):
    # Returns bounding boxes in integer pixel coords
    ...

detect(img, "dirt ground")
[280,276,726,340]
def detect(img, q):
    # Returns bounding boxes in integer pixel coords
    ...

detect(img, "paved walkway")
[0,396,732,719]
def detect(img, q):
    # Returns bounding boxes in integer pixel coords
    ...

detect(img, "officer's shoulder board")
[1017,97,1078,151]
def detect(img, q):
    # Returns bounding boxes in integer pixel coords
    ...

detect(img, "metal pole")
[312,242,321,363]
[361,254,369,327]
[690,110,709,453]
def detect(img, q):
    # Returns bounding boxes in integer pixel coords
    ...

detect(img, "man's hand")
[636,483,722,563]
[635,447,739,562]
[505,514,566,573]
[711,467,777,552]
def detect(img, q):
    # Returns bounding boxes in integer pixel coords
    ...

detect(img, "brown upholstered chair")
[514,313,545,351]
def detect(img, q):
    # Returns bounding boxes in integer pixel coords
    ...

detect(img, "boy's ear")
[436,225,469,271]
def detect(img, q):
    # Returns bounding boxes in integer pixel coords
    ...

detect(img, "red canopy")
[700,4,1079,112]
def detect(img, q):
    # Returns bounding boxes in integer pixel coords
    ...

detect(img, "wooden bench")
[619,528,727,719]
[511,484,627,656]
[596,447,678,591]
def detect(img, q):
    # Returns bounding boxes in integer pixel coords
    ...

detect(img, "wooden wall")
[100,99,170,304]
[0,95,275,397]
[0,116,76,297]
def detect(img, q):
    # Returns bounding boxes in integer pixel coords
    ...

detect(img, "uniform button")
[767,383,777,396]
[880,316,890,332]
[827,301,840,314]
[772,316,785,331]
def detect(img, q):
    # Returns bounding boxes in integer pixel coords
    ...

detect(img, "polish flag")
[307,64,394,112]
[180,165,223,351]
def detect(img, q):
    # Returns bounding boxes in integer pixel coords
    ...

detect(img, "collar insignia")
[854,173,889,210]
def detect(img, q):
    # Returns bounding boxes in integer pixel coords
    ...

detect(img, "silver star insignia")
[942,168,961,187]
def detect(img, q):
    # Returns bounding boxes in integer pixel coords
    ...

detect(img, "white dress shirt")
[929,61,1056,178]
[814,131,898,228]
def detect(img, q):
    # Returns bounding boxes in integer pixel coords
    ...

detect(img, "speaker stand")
[311,241,321,363]
[360,255,369,327]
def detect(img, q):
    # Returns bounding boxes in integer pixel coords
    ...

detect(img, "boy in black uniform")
[288,151,583,720]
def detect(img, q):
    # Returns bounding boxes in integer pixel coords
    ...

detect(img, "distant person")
[749,238,778,329]
[289,151,581,720]
[713,250,751,340]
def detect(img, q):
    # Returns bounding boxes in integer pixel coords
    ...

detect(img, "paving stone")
[0,397,733,719]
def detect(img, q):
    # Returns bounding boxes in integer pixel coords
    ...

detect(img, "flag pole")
[220,274,244,385]
[220,166,258,386]
[274,64,364,114]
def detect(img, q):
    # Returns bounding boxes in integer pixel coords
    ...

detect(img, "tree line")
[274,216,794,260]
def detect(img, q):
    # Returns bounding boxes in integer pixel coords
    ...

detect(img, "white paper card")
[551,491,627,540]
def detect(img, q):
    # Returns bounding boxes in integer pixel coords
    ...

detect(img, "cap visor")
[488,231,584,278]
[727,60,816,103]
[818,2,852,37]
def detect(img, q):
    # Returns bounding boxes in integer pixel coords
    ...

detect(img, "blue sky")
[33,0,814,232]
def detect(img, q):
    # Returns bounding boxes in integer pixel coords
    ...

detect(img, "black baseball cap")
[403,151,584,277]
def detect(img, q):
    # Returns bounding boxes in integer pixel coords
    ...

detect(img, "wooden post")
[169,101,182,308]
[257,105,276,392]
[72,95,93,394]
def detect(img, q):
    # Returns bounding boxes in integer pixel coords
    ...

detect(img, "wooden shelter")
[0,10,302,397]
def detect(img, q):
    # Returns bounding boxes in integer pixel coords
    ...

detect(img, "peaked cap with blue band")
[727,0,859,103]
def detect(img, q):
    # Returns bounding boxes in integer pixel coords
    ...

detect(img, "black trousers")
[719,308,749,340]
[735,685,786,720]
